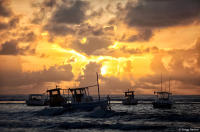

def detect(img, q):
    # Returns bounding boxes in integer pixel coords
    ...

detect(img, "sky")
[0,0,200,95]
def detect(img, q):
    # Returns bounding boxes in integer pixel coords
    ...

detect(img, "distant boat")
[26,94,48,106]
[153,91,173,108]
[153,74,173,109]
[62,73,110,111]
[122,89,138,105]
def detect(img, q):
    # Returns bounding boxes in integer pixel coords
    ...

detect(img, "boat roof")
[125,90,135,93]
[47,88,62,92]
[69,87,88,91]
[155,91,172,94]
[28,94,44,96]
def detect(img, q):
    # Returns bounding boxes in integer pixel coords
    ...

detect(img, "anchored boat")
[63,87,109,111]
[46,73,110,110]
[63,73,110,111]
[122,90,138,105]
[26,94,48,106]
[153,91,173,108]
[153,74,173,109]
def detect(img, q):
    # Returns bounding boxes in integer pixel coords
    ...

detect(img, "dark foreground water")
[0,102,200,132]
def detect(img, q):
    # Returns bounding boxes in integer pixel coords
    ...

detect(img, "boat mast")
[96,72,100,101]
[169,77,170,93]
[161,73,162,92]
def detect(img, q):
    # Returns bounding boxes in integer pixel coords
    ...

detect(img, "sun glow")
[101,65,108,75]
[41,32,48,36]
[109,41,119,49]
[80,37,87,44]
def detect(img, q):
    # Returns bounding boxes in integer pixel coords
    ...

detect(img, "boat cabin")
[154,91,172,101]
[69,87,93,103]
[28,94,44,101]
[124,90,135,99]
[153,91,173,108]
[122,90,138,105]
[47,86,65,107]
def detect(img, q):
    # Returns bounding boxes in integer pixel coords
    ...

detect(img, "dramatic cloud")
[71,36,113,55]
[51,1,88,24]
[44,23,75,36]
[0,0,12,17]
[77,62,132,95]
[42,0,56,8]
[0,59,74,87]
[0,0,200,95]
[123,0,200,28]
[121,29,153,42]
[0,17,19,30]
[0,38,35,55]
[42,1,89,36]
[0,40,18,55]
[31,0,57,24]
[139,40,200,89]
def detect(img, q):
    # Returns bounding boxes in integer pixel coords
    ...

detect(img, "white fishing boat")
[122,90,138,105]
[62,73,110,111]
[26,94,48,106]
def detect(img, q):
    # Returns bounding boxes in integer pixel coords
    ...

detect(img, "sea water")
[0,95,200,132]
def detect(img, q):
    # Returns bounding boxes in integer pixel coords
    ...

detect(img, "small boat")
[46,86,67,107]
[63,73,110,111]
[26,94,48,106]
[122,90,138,105]
[153,74,173,109]
[153,91,173,108]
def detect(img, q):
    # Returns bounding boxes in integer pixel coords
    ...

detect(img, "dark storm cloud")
[71,36,112,55]
[0,63,74,87]
[0,22,8,30]
[122,29,153,42]
[42,1,89,36]
[31,7,45,24]
[21,32,36,42]
[43,0,56,8]
[77,23,113,36]
[0,40,18,55]
[0,0,12,17]
[31,0,57,24]
[0,17,19,31]
[0,38,36,55]
[44,23,75,36]
[123,0,200,28]
[51,1,88,24]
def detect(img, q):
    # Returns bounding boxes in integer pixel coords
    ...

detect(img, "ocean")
[0,95,200,132]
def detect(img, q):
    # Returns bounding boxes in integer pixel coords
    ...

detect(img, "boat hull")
[122,99,138,105]
[26,100,48,106]
[63,100,108,111]
[152,101,173,109]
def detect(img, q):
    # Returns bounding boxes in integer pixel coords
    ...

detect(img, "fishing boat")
[153,75,173,109]
[26,94,48,106]
[153,91,173,108]
[122,90,138,105]
[62,73,110,111]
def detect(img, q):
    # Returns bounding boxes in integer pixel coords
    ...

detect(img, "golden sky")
[0,0,200,95]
